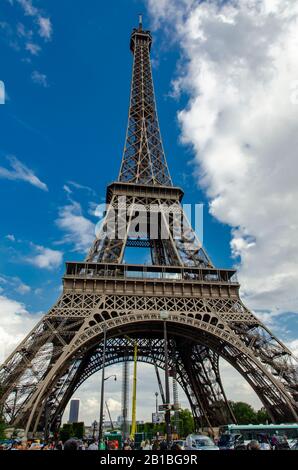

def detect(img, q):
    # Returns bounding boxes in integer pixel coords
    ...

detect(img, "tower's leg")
[175,341,236,429]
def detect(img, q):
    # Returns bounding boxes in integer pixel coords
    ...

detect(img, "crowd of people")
[0,438,177,451]
[0,433,295,451]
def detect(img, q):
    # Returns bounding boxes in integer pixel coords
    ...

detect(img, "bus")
[219,424,298,447]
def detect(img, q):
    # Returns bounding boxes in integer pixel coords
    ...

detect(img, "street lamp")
[160,310,171,448]
[92,420,98,439]
[155,392,159,414]
[105,375,117,382]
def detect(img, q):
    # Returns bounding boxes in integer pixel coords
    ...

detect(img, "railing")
[64,262,238,285]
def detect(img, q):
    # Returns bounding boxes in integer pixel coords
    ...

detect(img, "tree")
[230,402,257,424]
[59,423,73,442]
[177,409,194,437]
[59,422,85,442]
[256,407,271,424]
[72,422,84,439]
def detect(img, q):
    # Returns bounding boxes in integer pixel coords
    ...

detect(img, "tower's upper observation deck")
[130,14,152,53]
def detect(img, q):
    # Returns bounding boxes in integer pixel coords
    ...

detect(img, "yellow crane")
[130,340,138,440]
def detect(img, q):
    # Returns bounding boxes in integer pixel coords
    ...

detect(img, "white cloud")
[0,274,31,296]
[15,1,52,40]
[67,180,96,196]
[0,294,41,362]
[38,17,52,40]
[5,234,16,242]
[15,282,31,295]
[4,0,53,62]
[16,0,38,17]
[147,0,298,316]
[63,184,72,195]
[26,244,63,270]
[25,41,40,55]
[287,339,298,358]
[16,22,33,39]
[56,200,95,253]
[31,70,48,87]
[0,156,48,191]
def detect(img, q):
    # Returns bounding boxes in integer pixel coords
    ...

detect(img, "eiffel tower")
[1,18,297,437]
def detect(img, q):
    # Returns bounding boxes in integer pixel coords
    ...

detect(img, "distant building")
[68,399,80,423]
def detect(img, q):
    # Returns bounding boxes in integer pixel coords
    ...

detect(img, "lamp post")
[155,392,159,414]
[105,375,117,382]
[160,310,171,448]
[92,420,98,440]
[98,325,107,447]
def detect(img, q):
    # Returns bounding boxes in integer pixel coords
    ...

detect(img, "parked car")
[185,434,219,450]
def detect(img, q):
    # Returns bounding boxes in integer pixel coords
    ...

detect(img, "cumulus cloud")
[56,200,95,253]
[0,155,48,191]
[0,294,41,363]
[147,0,298,315]
[26,244,63,270]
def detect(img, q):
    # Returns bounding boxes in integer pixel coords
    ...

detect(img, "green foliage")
[229,402,272,425]
[137,409,194,438]
[176,409,194,437]
[59,423,73,442]
[230,402,257,424]
[59,422,85,442]
[0,417,6,440]
[72,422,84,439]
[256,407,271,424]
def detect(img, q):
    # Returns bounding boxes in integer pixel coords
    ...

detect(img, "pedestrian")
[159,440,168,450]
[88,441,98,450]
[140,440,146,450]
[247,440,260,450]
[55,440,63,450]
[259,435,271,450]
[63,439,79,451]
[142,439,152,450]
[152,439,160,450]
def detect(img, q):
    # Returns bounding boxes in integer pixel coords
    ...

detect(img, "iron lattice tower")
[0,20,297,436]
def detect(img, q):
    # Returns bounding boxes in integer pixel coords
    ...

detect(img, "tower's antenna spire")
[138,13,143,30]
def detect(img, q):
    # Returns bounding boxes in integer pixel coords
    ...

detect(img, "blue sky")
[1,0,298,423]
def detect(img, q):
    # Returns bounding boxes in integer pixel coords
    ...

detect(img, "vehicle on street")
[185,434,219,450]
[219,424,298,447]
[172,440,186,450]
[218,433,245,450]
